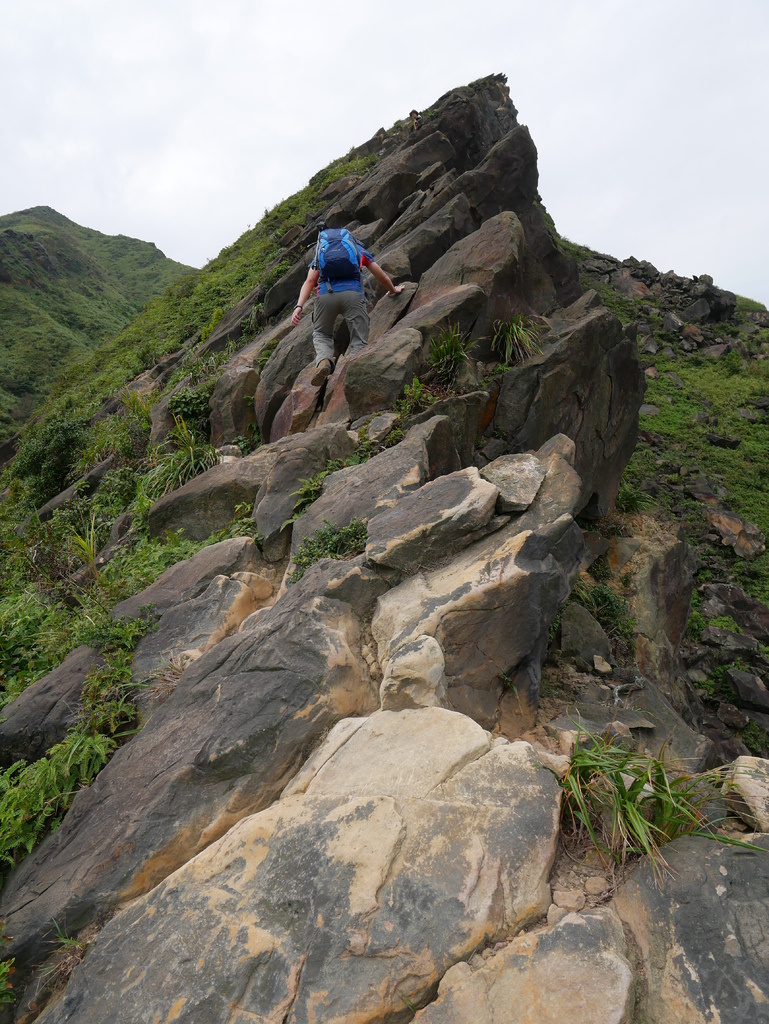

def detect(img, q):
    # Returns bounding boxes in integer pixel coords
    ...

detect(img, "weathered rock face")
[252,423,358,560]
[411,211,528,338]
[130,572,274,684]
[147,424,354,543]
[413,909,634,1023]
[112,536,266,620]
[629,525,698,704]
[373,501,583,726]
[341,326,424,422]
[291,416,459,557]
[38,715,562,1024]
[614,835,769,1024]
[0,646,100,768]
[208,365,259,446]
[366,466,499,573]
[0,570,377,989]
[493,305,645,517]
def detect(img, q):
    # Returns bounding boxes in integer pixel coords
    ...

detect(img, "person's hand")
[291,305,302,326]
[390,283,406,296]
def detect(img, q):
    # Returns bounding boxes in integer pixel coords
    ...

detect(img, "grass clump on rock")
[289,519,367,584]
[559,729,760,878]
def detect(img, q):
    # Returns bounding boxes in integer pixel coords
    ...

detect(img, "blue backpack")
[315,227,362,288]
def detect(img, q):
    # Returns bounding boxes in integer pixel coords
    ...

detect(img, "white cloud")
[1,0,767,302]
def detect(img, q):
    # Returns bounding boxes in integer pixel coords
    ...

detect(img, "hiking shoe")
[311,359,333,387]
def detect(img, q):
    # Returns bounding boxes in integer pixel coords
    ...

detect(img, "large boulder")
[37,714,562,1024]
[208,365,259,446]
[291,416,460,556]
[628,526,698,705]
[614,835,769,1024]
[0,566,378,992]
[377,192,478,283]
[111,536,266,620]
[147,425,351,542]
[130,572,274,683]
[341,326,424,421]
[413,909,634,1024]
[493,305,645,518]
[253,423,358,560]
[373,484,583,727]
[0,646,100,768]
[147,443,284,541]
[410,211,528,339]
[253,312,316,441]
[366,466,499,573]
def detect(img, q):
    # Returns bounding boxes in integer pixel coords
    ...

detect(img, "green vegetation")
[572,578,636,659]
[491,313,543,365]
[289,519,368,583]
[395,378,436,418]
[0,207,192,443]
[559,729,759,877]
[426,324,473,386]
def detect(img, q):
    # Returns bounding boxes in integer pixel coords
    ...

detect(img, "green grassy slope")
[0,206,193,441]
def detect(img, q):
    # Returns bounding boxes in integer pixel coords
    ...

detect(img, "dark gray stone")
[291,416,460,557]
[558,603,611,666]
[0,647,100,768]
[615,835,769,1024]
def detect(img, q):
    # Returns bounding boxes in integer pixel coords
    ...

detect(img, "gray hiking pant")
[312,289,370,366]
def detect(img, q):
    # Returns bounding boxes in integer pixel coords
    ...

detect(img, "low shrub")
[289,519,368,583]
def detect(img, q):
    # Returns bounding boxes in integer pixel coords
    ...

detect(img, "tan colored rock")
[552,888,586,911]
[366,467,498,573]
[479,452,546,512]
[723,756,769,831]
[372,508,582,727]
[38,714,562,1024]
[413,909,634,1024]
[585,875,609,895]
[379,634,448,710]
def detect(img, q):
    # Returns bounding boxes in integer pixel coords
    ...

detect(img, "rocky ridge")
[1,74,769,1024]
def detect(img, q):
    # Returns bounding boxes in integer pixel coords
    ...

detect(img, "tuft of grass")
[491,313,543,365]
[426,324,473,386]
[558,729,761,878]
[141,415,217,501]
[289,519,368,584]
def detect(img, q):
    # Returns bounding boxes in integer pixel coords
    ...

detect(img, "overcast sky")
[2,0,767,304]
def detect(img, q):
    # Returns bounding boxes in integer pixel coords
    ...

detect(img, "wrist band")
[294,304,302,310]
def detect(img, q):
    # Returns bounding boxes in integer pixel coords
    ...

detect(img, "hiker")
[292,225,405,386]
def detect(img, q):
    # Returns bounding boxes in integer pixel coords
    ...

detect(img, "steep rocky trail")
[2,74,769,1024]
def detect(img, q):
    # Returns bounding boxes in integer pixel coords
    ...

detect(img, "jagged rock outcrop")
[35,716,562,1024]
[0,75,681,1024]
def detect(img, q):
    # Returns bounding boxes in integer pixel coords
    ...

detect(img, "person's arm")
[292,268,320,326]
[366,260,405,296]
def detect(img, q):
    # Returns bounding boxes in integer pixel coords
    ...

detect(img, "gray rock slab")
[366,467,498,573]
[406,390,493,467]
[493,306,644,519]
[131,573,274,682]
[614,834,769,1024]
[253,423,357,561]
[39,717,561,1024]
[373,510,583,728]
[111,536,265,620]
[290,415,460,557]
[559,602,612,665]
[0,646,101,768]
[480,452,546,512]
[342,326,424,422]
[0,568,378,992]
[413,909,633,1024]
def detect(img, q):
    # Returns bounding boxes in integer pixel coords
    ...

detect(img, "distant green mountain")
[0,206,193,442]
